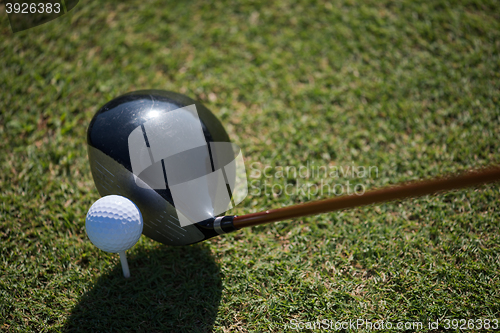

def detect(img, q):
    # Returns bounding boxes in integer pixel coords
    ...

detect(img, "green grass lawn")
[1,0,499,331]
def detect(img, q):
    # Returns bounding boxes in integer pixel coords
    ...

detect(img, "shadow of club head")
[63,244,222,332]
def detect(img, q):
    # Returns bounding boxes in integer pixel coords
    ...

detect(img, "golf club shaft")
[232,165,500,229]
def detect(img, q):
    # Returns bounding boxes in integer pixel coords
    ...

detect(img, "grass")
[1,0,499,331]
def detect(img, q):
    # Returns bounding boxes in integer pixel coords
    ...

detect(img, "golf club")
[88,90,500,246]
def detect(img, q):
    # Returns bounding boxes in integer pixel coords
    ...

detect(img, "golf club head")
[87,90,244,245]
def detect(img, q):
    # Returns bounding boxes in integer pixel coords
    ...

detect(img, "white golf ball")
[85,195,143,253]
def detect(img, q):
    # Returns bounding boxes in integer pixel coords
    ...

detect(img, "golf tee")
[119,250,130,278]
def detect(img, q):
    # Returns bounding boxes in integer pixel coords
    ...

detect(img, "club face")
[87,90,233,246]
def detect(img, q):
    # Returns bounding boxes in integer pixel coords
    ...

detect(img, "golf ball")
[85,195,143,253]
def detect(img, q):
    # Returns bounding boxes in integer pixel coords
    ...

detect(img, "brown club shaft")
[232,165,500,229]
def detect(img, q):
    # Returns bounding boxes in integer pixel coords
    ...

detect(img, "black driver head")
[87,90,238,245]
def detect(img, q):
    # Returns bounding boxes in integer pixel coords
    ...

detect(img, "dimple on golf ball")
[85,195,143,253]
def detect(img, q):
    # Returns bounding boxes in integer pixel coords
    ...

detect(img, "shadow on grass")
[63,243,222,332]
